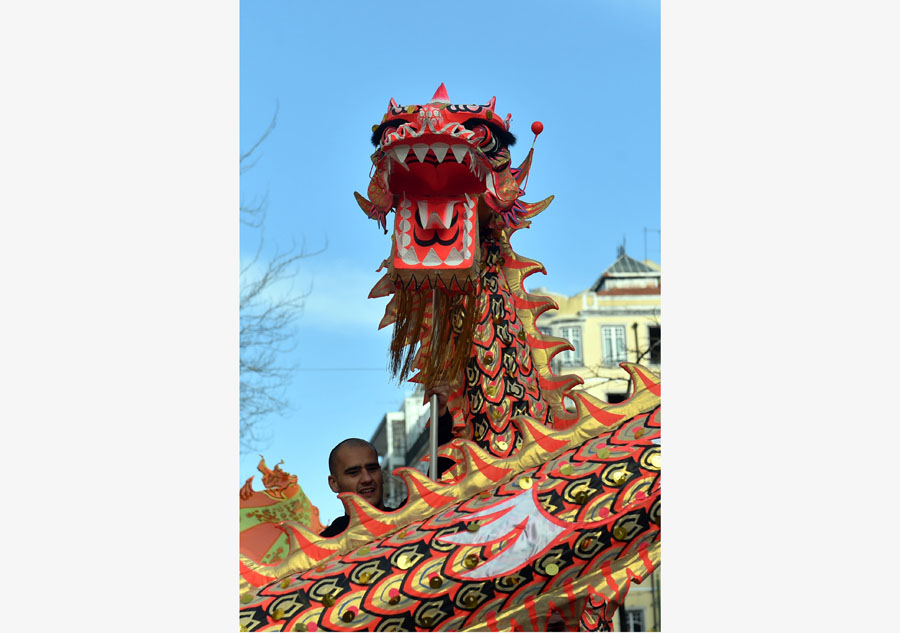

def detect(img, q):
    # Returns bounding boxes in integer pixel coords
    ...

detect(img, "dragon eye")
[371,119,405,147]
[461,118,516,157]
[464,123,500,156]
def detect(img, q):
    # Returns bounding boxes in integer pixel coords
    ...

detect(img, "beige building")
[533,248,661,405]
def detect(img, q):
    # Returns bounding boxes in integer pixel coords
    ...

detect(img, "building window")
[558,326,582,366]
[601,325,627,366]
[648,325,661,365]
[624,608,645,632]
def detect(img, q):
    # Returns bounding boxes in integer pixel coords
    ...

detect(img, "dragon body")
[239,86,660,632]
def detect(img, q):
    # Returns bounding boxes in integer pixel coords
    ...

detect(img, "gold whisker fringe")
[389,285,478,388]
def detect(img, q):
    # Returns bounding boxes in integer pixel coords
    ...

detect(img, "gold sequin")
[581,537,593,550]
[465,595,478,607]
[359,572,371,584]
[612,469,629,485]
[484,353,494,363]
[359,546,370,555]
[371,124,379,133]
[496,439,509,451]
[280,578,290,589]
[613,527,628,540]
[406,105,415,114]
[396,554,412,570]
[467,521,480,532]
[272,608,285,620]
[240,593,253,604]
[649,453,661,468]
[517,330,527,341]
[634,428,644,438]
[486,385,499,398]
[342,611,355,623]
[518,476,533,489]
[294,624,307,632]
[560,464,574,476]
[574,491,589,504]
[429,575,443,589]
[545,563,560,576]
[464,554,480,569]
[240,627,249,632]
[597,448,610,459]
[322,594,335,607]
[422,617,434,627]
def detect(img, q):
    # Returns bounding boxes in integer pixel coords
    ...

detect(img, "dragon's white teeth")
[441,201,453,228]
[464,218,473,233]
[398,232,411,249]
[399,219,411,233]
[464,192,473,208]
[463,233,472,250]
[402,248,419,265]
[432,143,449,162]
[444,248,464,266]
[485,172,497,196]
[422,248,442,267]
[412,143,429,162]
[392,145,410,163]
[416,200,429,228]
[451,144,468,163]
[398,204,411,219]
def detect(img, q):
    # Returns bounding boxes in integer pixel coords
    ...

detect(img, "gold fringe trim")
[389,286,478,388]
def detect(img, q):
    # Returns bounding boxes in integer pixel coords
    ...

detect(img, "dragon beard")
[388,281,478,387]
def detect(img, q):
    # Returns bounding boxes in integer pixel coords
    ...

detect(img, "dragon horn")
[431,83,450,103]
[514,148,534,186]
[388,97,399,111]
[518,195,554,219]
[354,191,374,215]
[486,96,496,112]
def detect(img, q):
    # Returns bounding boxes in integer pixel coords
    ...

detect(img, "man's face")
[328,444,384,509]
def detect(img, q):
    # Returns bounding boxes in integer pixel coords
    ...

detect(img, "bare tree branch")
[240,107,325,451]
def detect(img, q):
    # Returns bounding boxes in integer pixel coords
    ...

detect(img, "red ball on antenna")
[531,121,544,136]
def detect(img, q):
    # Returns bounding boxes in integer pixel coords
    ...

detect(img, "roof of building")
[606,252,658,274]
[590,250,661,292]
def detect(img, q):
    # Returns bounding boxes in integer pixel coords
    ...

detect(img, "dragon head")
[357,83,540,294]
[357,85,552,385]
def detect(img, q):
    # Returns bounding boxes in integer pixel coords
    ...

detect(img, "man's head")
[327,438,385,510]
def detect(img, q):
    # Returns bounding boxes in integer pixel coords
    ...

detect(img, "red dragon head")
[357,83,534,294]
[356,84,551,385]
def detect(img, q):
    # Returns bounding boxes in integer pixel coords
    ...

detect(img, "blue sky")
[240,0,660,524]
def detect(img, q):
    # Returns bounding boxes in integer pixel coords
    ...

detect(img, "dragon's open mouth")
[376,134,494,292]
